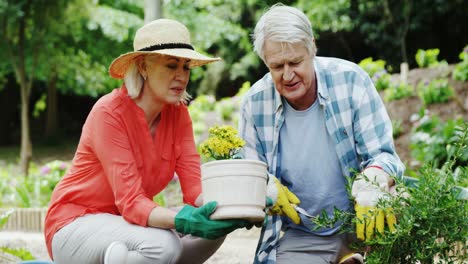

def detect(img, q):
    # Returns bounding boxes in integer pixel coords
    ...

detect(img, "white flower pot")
[201,159,268,222]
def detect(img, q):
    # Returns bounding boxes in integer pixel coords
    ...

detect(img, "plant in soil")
[313,123,468,263]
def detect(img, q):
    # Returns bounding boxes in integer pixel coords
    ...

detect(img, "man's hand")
[266,175,301,224]
[351,167,396,241]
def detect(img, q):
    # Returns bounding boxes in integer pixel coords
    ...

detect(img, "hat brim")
[109,49,221,79]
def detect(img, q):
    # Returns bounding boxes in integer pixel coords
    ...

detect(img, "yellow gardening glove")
[266,174,301,224]
[352,167,396,241]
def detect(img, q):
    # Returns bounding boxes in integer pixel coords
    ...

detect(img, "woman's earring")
[143,75,147,81]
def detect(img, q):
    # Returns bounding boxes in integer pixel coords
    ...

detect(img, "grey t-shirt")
[279,98,350,235]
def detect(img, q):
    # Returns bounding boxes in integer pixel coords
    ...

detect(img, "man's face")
[264,41,316,110]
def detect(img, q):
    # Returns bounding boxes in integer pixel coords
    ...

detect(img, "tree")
[0,0,69,175]
[145,0,163,23]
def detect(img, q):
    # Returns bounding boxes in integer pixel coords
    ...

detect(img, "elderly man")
[239,4,404,264]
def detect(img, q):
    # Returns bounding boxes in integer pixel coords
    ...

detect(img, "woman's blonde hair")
[123,55,191,104]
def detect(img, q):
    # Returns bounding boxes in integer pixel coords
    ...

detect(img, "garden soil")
[1,65,466,263]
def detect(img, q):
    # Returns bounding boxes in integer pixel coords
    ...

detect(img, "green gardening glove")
[174,201,250,239]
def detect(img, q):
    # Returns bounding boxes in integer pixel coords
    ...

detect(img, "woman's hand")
[174,201,250,239]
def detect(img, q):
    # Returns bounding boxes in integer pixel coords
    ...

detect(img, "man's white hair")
[253,4,317,62]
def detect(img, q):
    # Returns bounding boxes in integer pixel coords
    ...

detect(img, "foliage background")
[0,0,467,148]
[0,1,467,262]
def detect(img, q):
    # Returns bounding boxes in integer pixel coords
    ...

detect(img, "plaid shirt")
[239,56,405,264]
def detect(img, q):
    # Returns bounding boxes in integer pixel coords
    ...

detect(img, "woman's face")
[142,55,190,105]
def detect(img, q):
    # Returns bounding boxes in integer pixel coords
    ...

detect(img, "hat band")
[138,43,194,52]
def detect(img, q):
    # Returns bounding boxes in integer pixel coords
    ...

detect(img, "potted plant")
[199,125,268,222]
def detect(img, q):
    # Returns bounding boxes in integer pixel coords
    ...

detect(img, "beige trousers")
[51,213,224,264]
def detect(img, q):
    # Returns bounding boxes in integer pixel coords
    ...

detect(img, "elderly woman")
[44,19,249,264]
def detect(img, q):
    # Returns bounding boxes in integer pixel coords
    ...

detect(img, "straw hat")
[109,19,220,79]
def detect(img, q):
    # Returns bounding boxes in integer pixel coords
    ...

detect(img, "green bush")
[384,82,414,101]
[410,116,467,169]
[359,57,388,77]
[452,45,468,82]
[415,48,447,68]
[416,78,454,106]
[313,124,468,263]
[359,58,392,91]
[373,70,391,91]
[0,160,68,208]
[365,163,467,264]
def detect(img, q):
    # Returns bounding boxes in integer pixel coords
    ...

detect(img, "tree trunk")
[19,82,32,176]
[144,0,163,23]
[45,69,58,138]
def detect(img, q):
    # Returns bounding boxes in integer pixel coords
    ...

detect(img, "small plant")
[392,119,403,138]
[199,125,245,161]
[312,123,468,263]
[372,70,391,91]
[415,48,447,68]
[358,57,388,77]
[416,78,454,106]
[1,160,69,208]
[410,116,467,169]
[358,58,392,91]
[452,45,468,82]
[384,82,414,101]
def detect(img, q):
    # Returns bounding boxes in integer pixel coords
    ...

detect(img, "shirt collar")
[314,57,330,105]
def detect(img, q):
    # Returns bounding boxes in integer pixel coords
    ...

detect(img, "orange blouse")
[44,86,201,258]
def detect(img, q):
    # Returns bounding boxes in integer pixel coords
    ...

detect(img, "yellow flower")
[200,125,245,160]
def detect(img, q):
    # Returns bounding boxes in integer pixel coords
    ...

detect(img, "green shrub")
[365,163,467,264]
[1,160,68,208]
[452,45,468,82]
[358,58,392,91]
[384,82,414,101]
[415,48,447,68]
[410,116,467,169]
[359,57,388,77]
[416,78,454,106]
[313,124,468,263]
[373,70,391,91]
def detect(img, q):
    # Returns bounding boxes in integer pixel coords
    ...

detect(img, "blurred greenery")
[0,1,467,198]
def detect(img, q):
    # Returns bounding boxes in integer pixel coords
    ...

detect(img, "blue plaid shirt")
[238,56,405,264]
